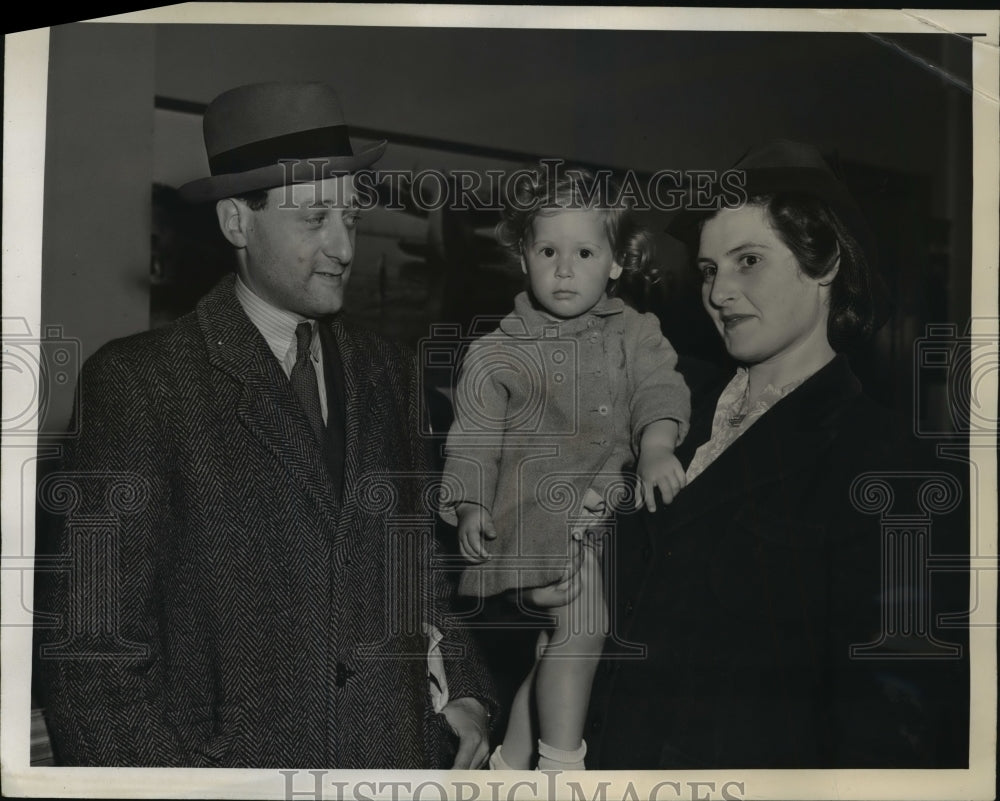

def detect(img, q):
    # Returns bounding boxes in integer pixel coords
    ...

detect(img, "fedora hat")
[179,82,386,203]
[667,139,877,271]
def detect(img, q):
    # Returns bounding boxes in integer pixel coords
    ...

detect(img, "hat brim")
[178,140,386,204]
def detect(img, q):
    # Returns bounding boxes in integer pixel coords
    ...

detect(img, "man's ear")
[215,198,250,248]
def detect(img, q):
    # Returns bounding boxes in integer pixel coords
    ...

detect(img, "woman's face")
[697,204,833,369]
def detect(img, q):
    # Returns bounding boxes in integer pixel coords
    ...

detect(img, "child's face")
[520,209,622,319]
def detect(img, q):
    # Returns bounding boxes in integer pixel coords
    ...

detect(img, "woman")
[587,141,968,768]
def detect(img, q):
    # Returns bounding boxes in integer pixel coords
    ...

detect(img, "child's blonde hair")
[495,165,659,291]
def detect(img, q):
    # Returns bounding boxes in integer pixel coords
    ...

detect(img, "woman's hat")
[179,82,386,203]
[667,139,877,270]
[669,139,891,338]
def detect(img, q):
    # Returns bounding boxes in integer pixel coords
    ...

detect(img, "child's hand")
[456,503,497,563]
[636,447,687,512]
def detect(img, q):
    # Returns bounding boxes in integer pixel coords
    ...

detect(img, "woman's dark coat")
[589,355,968,768]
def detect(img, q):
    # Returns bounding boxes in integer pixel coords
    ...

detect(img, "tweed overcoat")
[36,275,494,768]
[442,292,690,597]
[588,355,969,768]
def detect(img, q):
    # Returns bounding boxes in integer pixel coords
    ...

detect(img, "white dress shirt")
[235,276,328,422]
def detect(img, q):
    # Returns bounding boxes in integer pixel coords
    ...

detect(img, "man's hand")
[456,503,497,563]
[523,540,585,609]
[636,419,686,512]
[441,696,490,769]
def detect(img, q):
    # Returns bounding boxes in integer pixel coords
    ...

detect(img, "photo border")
[3,5,997,799]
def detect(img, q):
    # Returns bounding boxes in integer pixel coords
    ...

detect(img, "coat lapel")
[651,355,861,536]
[322,317,377,549]
[197,276,343,525]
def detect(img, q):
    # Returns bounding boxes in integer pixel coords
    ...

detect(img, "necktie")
[289,321,324,442]
[316,321,346,502]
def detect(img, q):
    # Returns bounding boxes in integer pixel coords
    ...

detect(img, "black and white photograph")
[2,5,997,800]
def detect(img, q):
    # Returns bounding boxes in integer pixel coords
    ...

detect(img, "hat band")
[209,125,353,176]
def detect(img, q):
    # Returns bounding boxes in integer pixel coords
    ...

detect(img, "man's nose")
[321,217,354,264]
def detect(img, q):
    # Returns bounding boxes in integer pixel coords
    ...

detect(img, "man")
[36,82,493,769]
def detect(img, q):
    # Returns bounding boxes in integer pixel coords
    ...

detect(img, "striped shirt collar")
[234,275,320,365]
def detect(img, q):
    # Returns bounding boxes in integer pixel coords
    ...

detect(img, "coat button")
[334,661,355,688]
[625,600,634,616]
[598,405,609,415]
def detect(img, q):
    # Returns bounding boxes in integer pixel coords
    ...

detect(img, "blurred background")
[30,21,977,764]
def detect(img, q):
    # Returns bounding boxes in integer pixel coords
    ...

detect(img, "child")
[440,166,690,770]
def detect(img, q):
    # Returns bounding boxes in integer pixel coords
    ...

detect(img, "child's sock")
[536,739,587,771]
[488,745,514,770]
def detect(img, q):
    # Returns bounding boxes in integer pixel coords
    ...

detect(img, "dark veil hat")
[667,139,878,272]
[668,139,891,335]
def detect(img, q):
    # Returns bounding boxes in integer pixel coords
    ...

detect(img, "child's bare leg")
[534,545,607,760]
[497,630,550,769]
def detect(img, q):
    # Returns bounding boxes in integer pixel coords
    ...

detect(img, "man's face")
[237,176,360,318]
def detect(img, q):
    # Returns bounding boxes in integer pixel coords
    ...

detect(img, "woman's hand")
[636,446,687,512]
[456,503,497,563]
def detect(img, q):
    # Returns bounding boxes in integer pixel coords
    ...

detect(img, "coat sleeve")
[627,310,691,451]
[395,345,499,728]
[438,340,507,524]
[34,344,216,766]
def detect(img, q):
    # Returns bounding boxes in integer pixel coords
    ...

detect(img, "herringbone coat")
[36,275,493,768]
